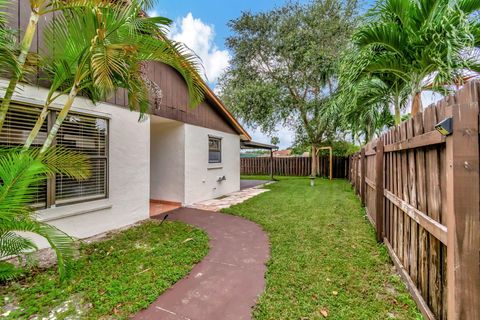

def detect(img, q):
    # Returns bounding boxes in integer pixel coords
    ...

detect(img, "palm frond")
[0,261,24,282]
[41,1,205,121]
[0,148,48,221]
[38,146,91,180]
[354,22,406,55]
[140,38,205,107]
[0,230,37,257]
[1,219,77,280]
[457,0,480,15]
[0,0,20,77]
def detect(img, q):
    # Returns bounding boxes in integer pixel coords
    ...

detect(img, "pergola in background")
[241,141,279,181]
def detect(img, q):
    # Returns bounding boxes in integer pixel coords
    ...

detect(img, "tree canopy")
[219,0,358,173]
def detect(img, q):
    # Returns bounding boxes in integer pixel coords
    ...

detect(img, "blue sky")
[151,1,309,51]
[149,1,440,149]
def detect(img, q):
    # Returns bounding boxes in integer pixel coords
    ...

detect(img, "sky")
[149,1,442,149]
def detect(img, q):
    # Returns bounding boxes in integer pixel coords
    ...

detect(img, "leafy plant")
[0,0,117,133]
[0,0,20,79]
[0,147,90,281]
[352,0,480,117]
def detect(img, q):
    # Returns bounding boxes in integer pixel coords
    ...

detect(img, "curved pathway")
[135,207,270,320]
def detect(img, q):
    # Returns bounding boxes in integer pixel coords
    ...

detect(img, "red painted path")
[134,207,269,320]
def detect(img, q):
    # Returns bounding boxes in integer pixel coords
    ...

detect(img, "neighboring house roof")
[241,141,278,150]
[273,150,292,157]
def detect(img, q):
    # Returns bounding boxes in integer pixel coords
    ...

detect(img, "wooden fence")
[241,156,348,178]
[349,81,480,320]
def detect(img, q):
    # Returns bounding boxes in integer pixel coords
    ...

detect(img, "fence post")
[445,100,480,319]
[349,156,353,184]
[360,148,366,206]
[374,138,384,242]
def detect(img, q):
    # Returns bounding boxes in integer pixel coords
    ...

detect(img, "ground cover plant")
[0,220,209,319]
[224,177,421,320]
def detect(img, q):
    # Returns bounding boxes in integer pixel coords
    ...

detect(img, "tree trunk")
[311,145,317,177]
[0,11,39,133]
[40,85,78,154]
[23,103,50,150]
[394,95,401,125]
[411,91,422,116]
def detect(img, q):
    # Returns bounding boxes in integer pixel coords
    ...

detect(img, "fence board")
[406,118,419,287]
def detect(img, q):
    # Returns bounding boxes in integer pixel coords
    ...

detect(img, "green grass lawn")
[0,220,209,319]
[228,176,421,320]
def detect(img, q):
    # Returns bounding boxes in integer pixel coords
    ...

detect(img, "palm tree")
[339,47,410,126]
[0,0,20,78]
[341,77,397,141]
[0,147,90,281]
[354,0,480,116]
[0,0,114,133]
[22,1,204,151]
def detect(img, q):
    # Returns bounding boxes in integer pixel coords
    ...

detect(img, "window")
[55,113,108,205]
[208,136,222,163]
[0,103,109,208]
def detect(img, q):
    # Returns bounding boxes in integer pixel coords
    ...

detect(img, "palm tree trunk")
[23,103,49,150]
[0,11,39,133]
[394,95,401,125]
[311,145,317,177]
[411,91,422,116]
[40,85,78,154]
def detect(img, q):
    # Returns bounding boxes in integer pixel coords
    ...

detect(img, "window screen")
[55,114,108,205]
[0,103,108,208]
[208,136,221,163]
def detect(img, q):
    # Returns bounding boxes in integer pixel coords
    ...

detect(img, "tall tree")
[0,0,113,133]
[354,0,480,116]
[220,0,358,177]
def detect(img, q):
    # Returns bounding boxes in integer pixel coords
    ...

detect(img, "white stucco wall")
[184,124,241,205]
[0,81,150,247]
[150,117,185,203]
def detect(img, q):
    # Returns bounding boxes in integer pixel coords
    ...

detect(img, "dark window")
[208,136,221,163]
[0,103,109,208]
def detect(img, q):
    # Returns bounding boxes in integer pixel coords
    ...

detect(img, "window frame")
[208,135,222,164]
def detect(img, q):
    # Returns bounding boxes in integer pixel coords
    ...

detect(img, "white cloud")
[169,13,230,84]
[147,9,158,18]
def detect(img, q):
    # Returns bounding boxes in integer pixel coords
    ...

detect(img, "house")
[1,4,251,246]
[273,149,292,157]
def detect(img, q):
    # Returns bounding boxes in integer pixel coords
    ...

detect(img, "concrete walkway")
[189,183,272,212]
[134,208,269,320]
[240,179,271,190]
